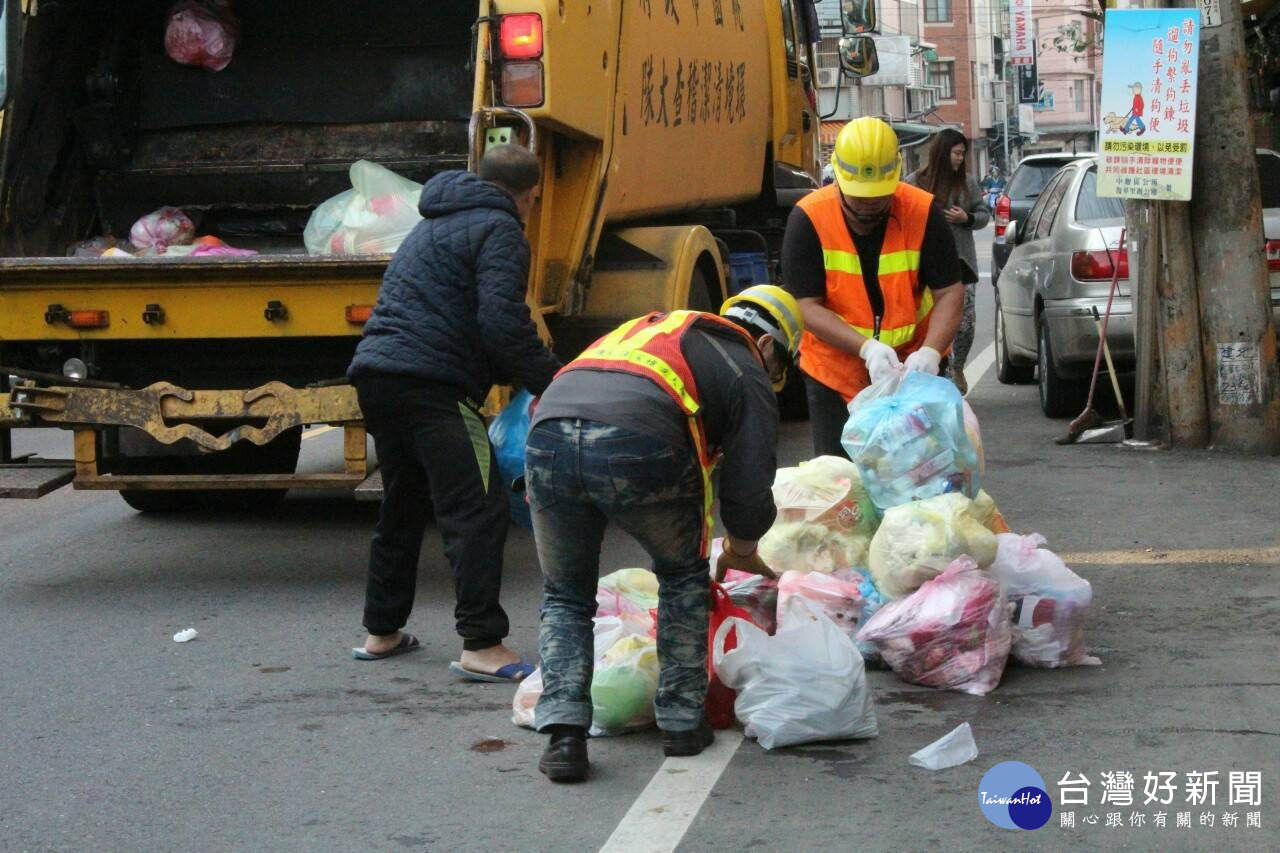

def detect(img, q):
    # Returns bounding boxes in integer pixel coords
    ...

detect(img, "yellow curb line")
[1059,546,1280,566]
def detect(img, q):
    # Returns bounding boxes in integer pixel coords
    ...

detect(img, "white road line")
[964,341,997,388]
[301,425,338,441]
[599,730,744,853]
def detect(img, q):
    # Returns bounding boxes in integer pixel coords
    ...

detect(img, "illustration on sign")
[1097,10,1199,201]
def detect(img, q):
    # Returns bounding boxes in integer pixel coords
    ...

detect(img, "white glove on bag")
[859,338,901,385]
[903,346,942,375]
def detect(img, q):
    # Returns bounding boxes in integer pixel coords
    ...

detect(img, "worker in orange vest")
[524,285,803,783]
[783,117,965,457]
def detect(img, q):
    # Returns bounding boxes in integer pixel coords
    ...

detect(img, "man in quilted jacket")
[346,144,561,681]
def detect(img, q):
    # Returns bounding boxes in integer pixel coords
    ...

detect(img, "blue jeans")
[1123,114,1145,134]
[526,419,709,733]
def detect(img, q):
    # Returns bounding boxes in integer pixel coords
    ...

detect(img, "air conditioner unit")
[816,67,841,88]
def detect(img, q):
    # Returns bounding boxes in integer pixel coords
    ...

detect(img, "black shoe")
[662,720,715,757]
[538,735,588,783]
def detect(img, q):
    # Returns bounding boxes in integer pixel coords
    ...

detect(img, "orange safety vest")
[557,310,764,558]
[796,181,937,401]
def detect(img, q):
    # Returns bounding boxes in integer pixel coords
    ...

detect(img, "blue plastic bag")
[840,370,980,513]
[488,390,534,530]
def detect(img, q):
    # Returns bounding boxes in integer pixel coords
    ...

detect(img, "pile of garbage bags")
[512,371,1099,752]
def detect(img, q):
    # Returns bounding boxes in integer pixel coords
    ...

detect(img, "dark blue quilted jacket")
[347,170,562,400]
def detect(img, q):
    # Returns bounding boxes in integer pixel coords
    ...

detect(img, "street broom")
[1057,229,1129,445]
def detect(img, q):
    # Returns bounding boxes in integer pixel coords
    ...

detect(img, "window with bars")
[925,0,951,23]
[928,61,955,100]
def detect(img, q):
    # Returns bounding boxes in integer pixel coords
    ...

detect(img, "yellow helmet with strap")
[830,117,901,198]
[720,284,804,390]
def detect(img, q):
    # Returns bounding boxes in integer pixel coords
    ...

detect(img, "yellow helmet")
[830,117,901,198]
[721,284,804,389]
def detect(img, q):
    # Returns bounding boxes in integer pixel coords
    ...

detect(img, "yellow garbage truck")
[0,0,879,510]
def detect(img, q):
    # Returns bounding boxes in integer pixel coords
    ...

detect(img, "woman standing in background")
[905,129,988,395]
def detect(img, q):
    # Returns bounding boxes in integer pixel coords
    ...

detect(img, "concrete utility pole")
[1189,0,1280,452]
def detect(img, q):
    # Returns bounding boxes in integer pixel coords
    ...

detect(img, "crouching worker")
[525,285,802,783]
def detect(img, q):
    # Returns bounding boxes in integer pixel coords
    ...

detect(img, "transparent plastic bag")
[488,390,534,530]
[130,207,194,253]
[841,371,981,512]
[776,569,865,645]
[512,614,652,731]
[596,568,660,628]
[856,557,1012,696]
[713,602,878,749]
[714,543,781,635]
[963,400,985,476]
[590,635,660,735]
[304,161,423,256]
[772,456,878,537]
[971,490,1012,535]
[988,533,1100,668]
[759,521,871,576]
[165,0,239,72]
[867,493,998,599]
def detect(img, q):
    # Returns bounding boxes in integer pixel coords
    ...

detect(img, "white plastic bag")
[867,492,997,599]
[909,722,979,770]
[512,667,542,728]
[988,533,1100,668]
[130,207,195,253]
[304,161,424,256]
[713,603,878,749]
[165,0,239,72]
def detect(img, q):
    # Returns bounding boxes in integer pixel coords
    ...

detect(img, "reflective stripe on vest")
[558,310,762,558]
[794,182,936,399]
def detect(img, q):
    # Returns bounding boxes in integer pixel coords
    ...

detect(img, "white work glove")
[859,338,901,385]
[903,346,942,376]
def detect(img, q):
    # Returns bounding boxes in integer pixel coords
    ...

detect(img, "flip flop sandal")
[448,661,535,683]
[352,633,421,661]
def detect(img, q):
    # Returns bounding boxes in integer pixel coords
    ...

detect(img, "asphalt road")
[3,226,1278,851]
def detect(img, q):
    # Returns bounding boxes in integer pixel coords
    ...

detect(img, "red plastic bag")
[706,581,759,729]
[165,0,240,72]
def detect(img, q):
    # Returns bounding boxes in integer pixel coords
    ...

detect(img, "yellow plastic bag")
[867,493,998,599]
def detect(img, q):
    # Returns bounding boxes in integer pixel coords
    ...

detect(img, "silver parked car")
[994,152,1280,417]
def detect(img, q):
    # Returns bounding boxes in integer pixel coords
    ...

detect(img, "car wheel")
[1038,320,1087,418]
[995,291,1034,385]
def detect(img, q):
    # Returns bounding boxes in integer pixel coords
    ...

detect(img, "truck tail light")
[1071,249,1129,281]
[1266,239,1280,272]
[994,195,1011,239]
[499,14,543,60]
[502,62,544,108]
[45,304,111,328]
[345,304,374,325]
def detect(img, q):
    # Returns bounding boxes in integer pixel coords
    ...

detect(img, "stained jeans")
[526,419,709,733]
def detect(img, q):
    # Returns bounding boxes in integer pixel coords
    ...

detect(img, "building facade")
[923,0,998,175]
[1023,0,1101,154]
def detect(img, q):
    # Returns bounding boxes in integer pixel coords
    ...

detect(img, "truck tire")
[116,427,303,513]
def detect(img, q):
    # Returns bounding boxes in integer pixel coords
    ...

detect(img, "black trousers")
[354,374,509,650]
[803,371,853,460]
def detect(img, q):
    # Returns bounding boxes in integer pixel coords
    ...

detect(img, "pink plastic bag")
[165,0,240,72]
[776,570,865,644]
[856,557,1012,696]
[129,207,194,253]
[988,533,1100,668]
